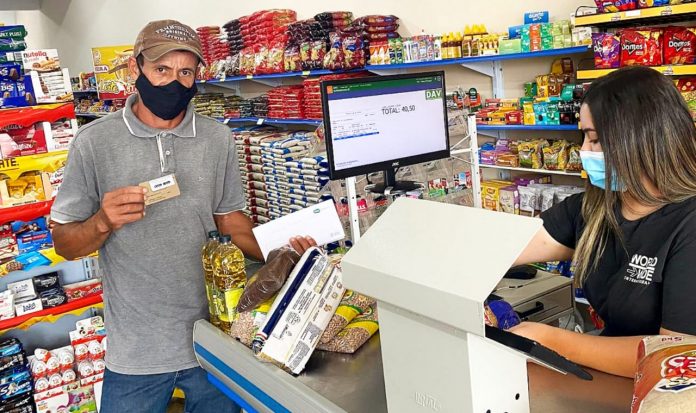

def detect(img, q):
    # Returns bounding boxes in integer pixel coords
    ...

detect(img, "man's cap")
[134,19,206,66]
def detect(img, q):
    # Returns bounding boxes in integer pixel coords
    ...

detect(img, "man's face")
[129,50,198,88]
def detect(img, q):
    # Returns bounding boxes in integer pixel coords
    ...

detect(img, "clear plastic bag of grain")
[631,335,696,413]
[319,290,374,344]
[316,305,378,354]
[230,295,276,347]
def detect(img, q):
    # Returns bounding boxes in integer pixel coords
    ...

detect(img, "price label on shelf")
[246,75,254,79]
[223,118,230,124]
[661,6,673,16]
[662,66,674,76]
[610,15,621,22]
[625,10,641,17]
[302,71,311,76]
[200,79,206,83]
[257,118,265,125]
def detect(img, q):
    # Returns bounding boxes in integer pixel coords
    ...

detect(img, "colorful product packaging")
[620,29,663,67]
[593,32,621,69]
[663,26,696,65]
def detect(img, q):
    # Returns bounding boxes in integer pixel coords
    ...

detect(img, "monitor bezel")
[320,71,451,181]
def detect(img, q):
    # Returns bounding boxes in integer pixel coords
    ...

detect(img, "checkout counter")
[193,199,634,412]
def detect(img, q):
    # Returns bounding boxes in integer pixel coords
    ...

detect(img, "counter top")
[194,320,634,412]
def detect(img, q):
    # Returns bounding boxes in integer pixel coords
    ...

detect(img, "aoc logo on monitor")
[425,89,442,100]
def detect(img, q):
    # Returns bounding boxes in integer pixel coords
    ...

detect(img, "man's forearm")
[214,212,263,262]
[230,233,263,262]
[52,211,111,260]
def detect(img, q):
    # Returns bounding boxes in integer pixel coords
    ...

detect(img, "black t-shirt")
[541,194,696,337]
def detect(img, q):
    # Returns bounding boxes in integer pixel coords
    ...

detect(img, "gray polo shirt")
[51,94,245,375]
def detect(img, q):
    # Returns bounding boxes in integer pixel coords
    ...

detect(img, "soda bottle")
[201,230,220,327]
[212,235,246,334]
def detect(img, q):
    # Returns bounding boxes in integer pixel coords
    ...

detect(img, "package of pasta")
[237,247,301,313]
[631,335,696,413]
[317,305,379,354]
[319,290,375,344]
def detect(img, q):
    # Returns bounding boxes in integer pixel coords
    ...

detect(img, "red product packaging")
[663,26,696,65]
[62,279,102,302]
[620,29,663,67]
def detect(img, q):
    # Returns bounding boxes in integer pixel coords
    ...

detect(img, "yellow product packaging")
[481,180,514,212]
[542,140,569,171]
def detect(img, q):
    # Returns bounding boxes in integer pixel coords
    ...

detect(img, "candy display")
[593,32,621,69]
[0,103,77,158]
[0,338,33,410]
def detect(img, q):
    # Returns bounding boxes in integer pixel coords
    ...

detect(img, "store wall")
[17,0,584,98]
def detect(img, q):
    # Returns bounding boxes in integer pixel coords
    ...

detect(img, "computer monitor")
[320,71,450,194]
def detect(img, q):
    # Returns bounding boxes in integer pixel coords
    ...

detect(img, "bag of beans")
[316,305,378,354]
[319,290,374,344]
[632,335,696,413]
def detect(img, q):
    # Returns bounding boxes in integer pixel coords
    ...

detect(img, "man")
[51,20,314,412]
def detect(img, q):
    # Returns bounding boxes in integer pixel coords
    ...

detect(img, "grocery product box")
[35,382,98,413]
[7,279,36,301]
[0,103,77,157]
[481,180,514,212]
[0,172,52,207]
[15,297,42,316]
[525,11,549,24]
[499,185,520,215]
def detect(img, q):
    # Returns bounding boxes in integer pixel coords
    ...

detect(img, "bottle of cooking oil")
[212,235,246,335]
[201,230,220,328]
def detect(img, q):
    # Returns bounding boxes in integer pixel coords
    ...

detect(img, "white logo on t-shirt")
[625,254,658,286]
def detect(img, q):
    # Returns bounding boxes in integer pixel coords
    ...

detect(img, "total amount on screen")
[382,104,416,115]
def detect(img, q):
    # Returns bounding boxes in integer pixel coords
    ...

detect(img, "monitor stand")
[367,168,421,195]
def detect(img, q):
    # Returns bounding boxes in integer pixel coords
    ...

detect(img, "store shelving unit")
[0,294,103,333]
[477,124,580,131]
[575,2,696,27]
[578,64,696,80]
[480,164,583,177]
[75,112,108,118]
[216,117,322,126]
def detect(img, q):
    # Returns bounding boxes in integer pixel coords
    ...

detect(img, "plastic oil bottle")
[212,235,246,335]
[201,230,220,328]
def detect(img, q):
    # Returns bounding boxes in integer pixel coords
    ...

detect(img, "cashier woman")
[509,66,696,378]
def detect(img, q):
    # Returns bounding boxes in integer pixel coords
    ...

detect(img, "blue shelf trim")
[477,124,580,131]
[216,117,321,126]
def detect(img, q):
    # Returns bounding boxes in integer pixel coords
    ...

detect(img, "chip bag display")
[663,26,696,65]
[620,29,663,67]
[593,32,621,69]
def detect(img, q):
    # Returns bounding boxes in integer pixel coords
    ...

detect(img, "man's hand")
[289,236,317,255]
[95,186,147,233]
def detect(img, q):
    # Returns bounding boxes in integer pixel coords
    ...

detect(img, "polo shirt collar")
[122,94,197,138]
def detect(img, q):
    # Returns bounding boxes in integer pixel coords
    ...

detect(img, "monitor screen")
[321,72,450,180]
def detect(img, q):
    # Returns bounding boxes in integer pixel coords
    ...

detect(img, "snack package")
[518,141,547,169]
[319,290,374,344]
[236,247,300,313]
[676,77,696,120]
[567,144,583,172]
[595,0,638,12]
[542,140,569,171]
[663,26,696,65]
[593,32,621,69]
[316,304,379,354]
[632,335,696,413]
[621,29,663,67]
[638,0,673,7]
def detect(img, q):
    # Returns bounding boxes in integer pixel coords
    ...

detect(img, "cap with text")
[134,19,206,66]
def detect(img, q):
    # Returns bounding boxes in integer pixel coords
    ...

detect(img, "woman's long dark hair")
[575,66,696,285]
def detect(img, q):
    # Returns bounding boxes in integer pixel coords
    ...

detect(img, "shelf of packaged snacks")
[480,164,584,177]
[197,46,590,85]
[75,112,108,118]
[575,3,696,27]
[477,124,580,131]
[366,45,591,70]
[198,68,356,84]
[0,248,97,278]
[577,64,696,80]
[216,117,322,126]
[0,199,53,225]
[0,294,103,333]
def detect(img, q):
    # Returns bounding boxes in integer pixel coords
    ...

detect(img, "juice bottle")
[454,32,463,58]
[201,230,220,328]
[212,235,246,335]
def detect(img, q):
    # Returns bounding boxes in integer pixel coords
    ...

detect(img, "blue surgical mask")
[580,150,623,191]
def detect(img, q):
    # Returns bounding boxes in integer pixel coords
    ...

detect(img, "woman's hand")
[509,321,552,344]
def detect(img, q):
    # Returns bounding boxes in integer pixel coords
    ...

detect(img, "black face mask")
[135,71,197,120]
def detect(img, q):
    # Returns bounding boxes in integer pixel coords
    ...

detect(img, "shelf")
[72,90,98,94]
[577,64,696,80]
[0,199,53,224]
[575,3,696,27]
[368,46,591,70]
[0,294,103,333]
[480,164,584,177]
[477,124,580,131]
[197,46,590,85]
[216,117,322,126]
[75,112,108,118]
